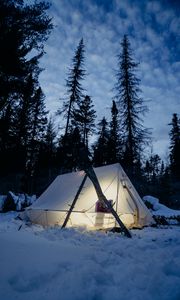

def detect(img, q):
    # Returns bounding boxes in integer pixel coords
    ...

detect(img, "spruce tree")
[27,87,48,175]
[17,81,48,193]
[56,39,86,172]
[16,74,36,148]
[114,35,149,172]
[39,116,57,173]
[0,0,52,111]
[169,113,180,179]
[93,117,109,167]
[107,100,120,164]
[62,38,86,136]
[57,127,82,172]
[73,95,96,148]
[44,116,57,162]
[0,0,52,189]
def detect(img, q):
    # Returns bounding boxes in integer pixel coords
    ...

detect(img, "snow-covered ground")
[0,212,180,300]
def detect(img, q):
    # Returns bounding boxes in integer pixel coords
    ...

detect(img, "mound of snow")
[143,196,180,217]
[0,192,36,211]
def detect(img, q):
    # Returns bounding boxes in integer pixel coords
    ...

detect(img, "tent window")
[95,200,113,213]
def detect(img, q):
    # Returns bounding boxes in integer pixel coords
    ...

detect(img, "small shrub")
[2,192,16,212]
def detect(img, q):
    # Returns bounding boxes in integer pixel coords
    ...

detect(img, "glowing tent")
[25,163,154,229]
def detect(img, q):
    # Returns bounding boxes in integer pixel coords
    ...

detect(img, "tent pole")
[61,174,88,229]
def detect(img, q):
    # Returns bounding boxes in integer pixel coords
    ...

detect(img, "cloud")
[39,0,179,158]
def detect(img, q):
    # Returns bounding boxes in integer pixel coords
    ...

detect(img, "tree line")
[0,0,179,208]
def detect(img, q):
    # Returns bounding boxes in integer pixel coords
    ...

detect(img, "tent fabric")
[25,163,154,229]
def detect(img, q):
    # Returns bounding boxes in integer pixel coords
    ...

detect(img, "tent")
[24,163,154,229]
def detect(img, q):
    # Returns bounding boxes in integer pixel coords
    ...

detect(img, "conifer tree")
[35,116,57,189]
[56,39,86,172]
[0,0,52,189]
[107,100,120,164]
[93,117,109,167]
[57,127,82,172]
[16,74,36,148]
[169,113,180,179]
[17,81,48,193]
[62,39,86,136]
[0,0,52,112]
[44,116,57,159]
[73,95,96,148]
[27,86,48,175]
[114,35,149,172]
[40,116,57,172]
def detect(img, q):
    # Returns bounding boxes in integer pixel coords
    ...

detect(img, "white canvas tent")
[25,163,154,229]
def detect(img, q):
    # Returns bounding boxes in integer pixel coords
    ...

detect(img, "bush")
[2,192,16,212]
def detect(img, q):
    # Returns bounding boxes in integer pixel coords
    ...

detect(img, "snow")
[143,195,180,217]
[0,192,36,211]
[0,213,180,300]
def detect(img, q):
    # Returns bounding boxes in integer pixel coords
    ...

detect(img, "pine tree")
[17,81,48,193]
[62,38,86,136]
[57,127,82,172]
[27,87,48,177]
[73,95,96,148]
[93,117,109,167]
[16,74,36,148]
[39,115,57,172]
[107,100,120,164]
[169,113,180,179]
[114,35,149,172]
[44,116,57,160]
[0,0,52,189]
[56,39,86,172]
[144,154,161,182]
[0,0,52,112]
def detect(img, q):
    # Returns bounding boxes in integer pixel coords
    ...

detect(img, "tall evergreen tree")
[144,154,161,182]
[17,81,48,193]
[44,116,57,161]
[0,0,52,192]
[40,116,57,174]
[56,39,86,172]
[27,86,48,173]
[114,35,149,172]
[57,127,82,172]
[16,74,36,148]
[93,117,109,167]
[107,100,121,164]
[0,0,52,111]
[62,38,86,136]
[169,113,180,179]
[73,95,96,148]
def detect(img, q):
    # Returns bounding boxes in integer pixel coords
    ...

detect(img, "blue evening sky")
[39,0,180,160]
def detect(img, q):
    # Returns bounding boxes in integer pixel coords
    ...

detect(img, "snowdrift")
[143,196,180,225]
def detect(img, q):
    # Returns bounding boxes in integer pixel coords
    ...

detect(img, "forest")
[0,0,179,209]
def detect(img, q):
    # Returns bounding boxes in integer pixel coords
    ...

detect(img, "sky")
[39,0,180,160]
